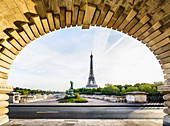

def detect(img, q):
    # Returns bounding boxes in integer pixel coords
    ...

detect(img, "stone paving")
[9,98,163,106]
[4,119,162,126]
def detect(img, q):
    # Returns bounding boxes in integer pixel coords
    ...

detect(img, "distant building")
[126,92,147,103]
[8,92,21,103]
[86,52,98,88]
[154,81,164,84]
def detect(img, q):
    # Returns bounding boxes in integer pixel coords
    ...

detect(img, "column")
[158,83,170,126]
[0,85,13,125]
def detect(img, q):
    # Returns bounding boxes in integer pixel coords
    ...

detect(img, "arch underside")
[0,0,169,125]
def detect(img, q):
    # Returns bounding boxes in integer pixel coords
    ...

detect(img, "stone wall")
[0,0,169,125]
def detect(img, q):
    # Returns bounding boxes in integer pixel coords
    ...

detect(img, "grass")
[57,97,88,103]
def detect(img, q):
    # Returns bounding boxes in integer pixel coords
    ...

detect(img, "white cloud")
[8,27,164,91]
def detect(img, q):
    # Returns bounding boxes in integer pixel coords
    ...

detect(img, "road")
[9,98,164,107]
[8,106,165,119]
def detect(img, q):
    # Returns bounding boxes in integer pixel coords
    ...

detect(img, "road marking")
[36,111,59,113]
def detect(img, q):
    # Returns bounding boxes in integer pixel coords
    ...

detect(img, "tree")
[116,85,123,91]
[73,89,79,93]
[126,86,138,92]
[101,86,113,95]
[112,86,120,96]
[134,83,140,87]
[151,87,157,96]
[139,84,152,93]
[124,84,132,89]
[120,87,126,96]
[97,87,102,92]
[22,90,29,95]
[93,88,97,92]
[101,84,120,95]
[65,90,69,94]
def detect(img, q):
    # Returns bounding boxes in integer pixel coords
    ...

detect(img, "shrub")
[75,98,88,103]
[74,93,80,99]
[64,94,69,99]
[58,98,88,103]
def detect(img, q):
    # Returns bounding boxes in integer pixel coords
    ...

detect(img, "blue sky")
[8,26,164,91]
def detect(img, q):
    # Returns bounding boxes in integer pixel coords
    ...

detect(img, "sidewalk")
[4,119,163,126]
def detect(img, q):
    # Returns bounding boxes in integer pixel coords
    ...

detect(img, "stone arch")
[0,0,169,125]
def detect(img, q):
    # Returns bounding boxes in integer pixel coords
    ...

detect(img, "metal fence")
[147,96,164,103]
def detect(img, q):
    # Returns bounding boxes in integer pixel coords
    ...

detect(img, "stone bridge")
[0,0,169,125]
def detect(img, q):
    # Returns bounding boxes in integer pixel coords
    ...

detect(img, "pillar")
[158,84,170,126]
[0,85,13,125]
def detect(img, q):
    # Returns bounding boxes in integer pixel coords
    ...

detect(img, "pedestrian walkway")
[4,119,162,126]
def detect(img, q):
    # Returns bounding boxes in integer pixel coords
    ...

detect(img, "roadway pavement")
[8,106,165,119]
[5,98,164,126]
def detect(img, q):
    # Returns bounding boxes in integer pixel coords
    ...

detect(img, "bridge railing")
[84,95,164,103]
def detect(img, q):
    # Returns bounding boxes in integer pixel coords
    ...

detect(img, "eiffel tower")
[86,52,98,88]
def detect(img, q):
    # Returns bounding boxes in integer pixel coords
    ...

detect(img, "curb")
[8,104,164,107]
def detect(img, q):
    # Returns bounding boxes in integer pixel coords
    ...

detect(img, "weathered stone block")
[163,115,170,126]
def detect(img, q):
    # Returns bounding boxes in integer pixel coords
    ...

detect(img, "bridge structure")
[0,0,169,125]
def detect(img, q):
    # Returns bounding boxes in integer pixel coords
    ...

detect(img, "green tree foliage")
[65,90,69,94]
[13,87,60,95]
[120,87,126,96]
[126,86,138,92]
[139,84,152,93]
[151,87,157,96]
[101,84,120,95]
[71,83,164,96]
[97,87,102,92]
